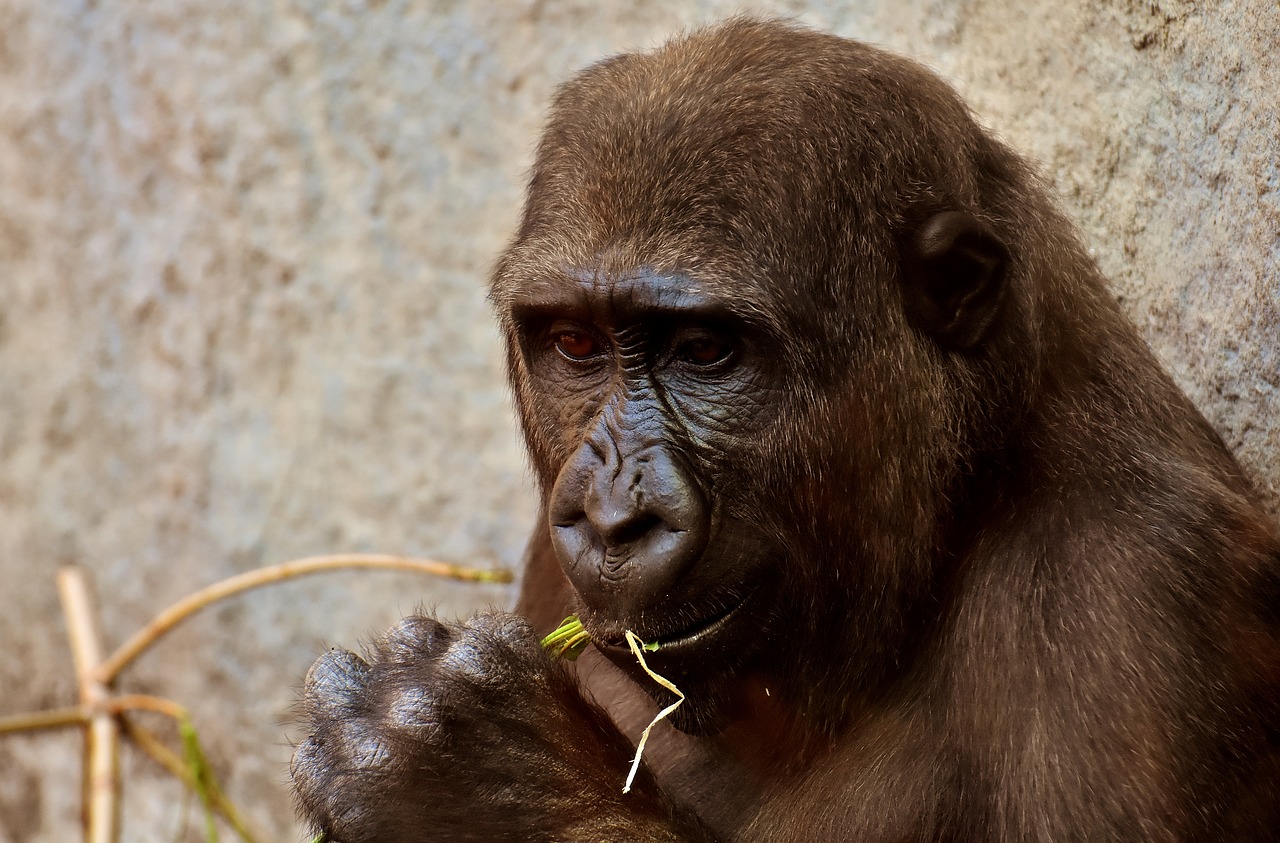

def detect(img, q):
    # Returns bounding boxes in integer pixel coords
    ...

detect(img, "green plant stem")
[121,717,260,843]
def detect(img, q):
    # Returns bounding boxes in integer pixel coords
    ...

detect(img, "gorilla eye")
[554,329,602,361]
[677,335,733,367]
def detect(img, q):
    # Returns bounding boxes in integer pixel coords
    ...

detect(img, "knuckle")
[378,614,451,664]
[465,611,534,642]
[379,682,441,736]
[339,724,396,773]
[439,635,506,687]
[303,649,371,712]
[289,734,328,792]
[438,615,538,689]
[292,723,398,797]
[423,613,551,696]
[464,612,541,662]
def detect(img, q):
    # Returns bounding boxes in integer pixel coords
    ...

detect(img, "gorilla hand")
[292,612,703,843]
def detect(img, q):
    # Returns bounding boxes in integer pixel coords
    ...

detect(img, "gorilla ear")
[900,211,1009,350]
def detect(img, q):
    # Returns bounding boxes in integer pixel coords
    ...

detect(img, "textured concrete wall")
[1,1,1275,840]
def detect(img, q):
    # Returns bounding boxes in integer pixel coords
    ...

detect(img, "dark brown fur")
[294,19,1280,841]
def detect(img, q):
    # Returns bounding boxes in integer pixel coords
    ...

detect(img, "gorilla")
[293,18,1280,841]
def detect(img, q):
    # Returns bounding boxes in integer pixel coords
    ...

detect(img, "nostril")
[593,508,662,549]
[583,470,666,550]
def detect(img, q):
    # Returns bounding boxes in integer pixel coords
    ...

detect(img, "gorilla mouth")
[648,598,745,650]
[598,582,759,656]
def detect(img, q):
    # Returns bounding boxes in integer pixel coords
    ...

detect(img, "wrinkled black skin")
[293,19,1280,842]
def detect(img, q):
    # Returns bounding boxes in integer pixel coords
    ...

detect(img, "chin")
[585,574,781,736]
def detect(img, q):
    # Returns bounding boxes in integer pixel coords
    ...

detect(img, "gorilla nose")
[585,472,664,552]
[548,442,709,612]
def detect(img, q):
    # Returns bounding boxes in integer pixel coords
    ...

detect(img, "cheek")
[659,372,781,449]
[663,403,785,510]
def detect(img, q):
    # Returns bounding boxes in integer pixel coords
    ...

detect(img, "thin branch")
[0,706,89,735]
[108,694,188,720]
[59,566,119,843]
[96,554,513,683]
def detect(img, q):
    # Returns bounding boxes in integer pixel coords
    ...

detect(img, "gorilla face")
[501,193,1007,734]
[508,267,788,731]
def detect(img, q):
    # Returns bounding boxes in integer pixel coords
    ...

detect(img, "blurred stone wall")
[0,1,1275,840]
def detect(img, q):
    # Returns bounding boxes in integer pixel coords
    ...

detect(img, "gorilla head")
[489,20,1093,734]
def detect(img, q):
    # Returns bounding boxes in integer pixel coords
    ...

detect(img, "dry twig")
[1,554,512,843]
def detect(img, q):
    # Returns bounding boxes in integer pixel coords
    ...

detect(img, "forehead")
[491,23,952,334]
[504,259,781,333]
